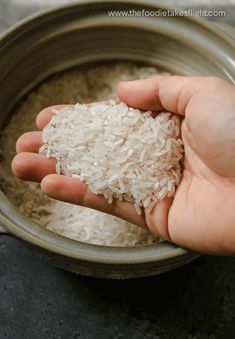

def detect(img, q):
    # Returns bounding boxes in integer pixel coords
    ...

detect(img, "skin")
[12,76,235,255]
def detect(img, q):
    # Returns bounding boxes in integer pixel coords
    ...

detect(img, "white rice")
[0,62,178,246]
[40,102,183,214]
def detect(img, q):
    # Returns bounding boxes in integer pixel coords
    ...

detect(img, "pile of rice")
[0,62,181,246]
[40,101,183,214]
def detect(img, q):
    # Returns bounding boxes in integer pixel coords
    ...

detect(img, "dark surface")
[0,235,235,339]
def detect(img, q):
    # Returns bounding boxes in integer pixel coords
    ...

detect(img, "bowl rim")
[2,0,233,265]
[1,0,235,49]
[0,197,191,264]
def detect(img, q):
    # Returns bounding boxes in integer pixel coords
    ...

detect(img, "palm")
[168,90,235,253]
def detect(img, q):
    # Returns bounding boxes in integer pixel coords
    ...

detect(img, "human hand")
[12,77,235,255]
[117,76,235,255]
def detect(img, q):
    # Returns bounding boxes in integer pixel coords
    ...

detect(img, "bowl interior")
[1,1,235,127]
[0,1,235,264]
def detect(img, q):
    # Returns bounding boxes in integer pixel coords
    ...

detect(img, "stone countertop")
[0,1,235,339]
[1,238,235,339]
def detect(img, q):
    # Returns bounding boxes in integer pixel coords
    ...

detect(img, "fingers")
[17,103,120,154]
[36,105,73,130]
[116,76,225,115]
[12,150,146,227]
[16,131,43,153]
[145,197,173,241]
[11,150,147,228]
[16,105,74,153]
[12,152,56,182]
[41,174,147,228]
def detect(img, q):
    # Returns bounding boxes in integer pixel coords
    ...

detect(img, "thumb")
[117,75,213,115]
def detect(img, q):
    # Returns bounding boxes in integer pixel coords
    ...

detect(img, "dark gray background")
[0,1,235,338]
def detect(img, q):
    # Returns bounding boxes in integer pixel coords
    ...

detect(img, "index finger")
[116,76,221,115]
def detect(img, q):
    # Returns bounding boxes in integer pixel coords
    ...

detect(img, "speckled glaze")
[0,1,235,278]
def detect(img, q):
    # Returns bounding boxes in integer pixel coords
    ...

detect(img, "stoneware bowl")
[0,0,235,279]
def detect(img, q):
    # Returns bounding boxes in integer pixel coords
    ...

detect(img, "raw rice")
[40,102,183,214]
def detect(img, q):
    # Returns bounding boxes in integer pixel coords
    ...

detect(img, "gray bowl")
[0,0,235,279]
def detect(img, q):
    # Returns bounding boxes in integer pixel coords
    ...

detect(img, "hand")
[12,77,235,255]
